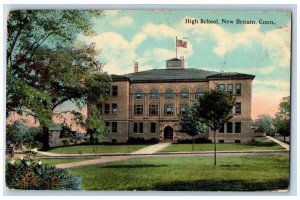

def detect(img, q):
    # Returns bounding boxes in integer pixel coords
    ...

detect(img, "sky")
[77,10,291,120]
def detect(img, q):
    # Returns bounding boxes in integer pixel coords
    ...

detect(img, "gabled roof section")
[123,68,219,82]
[207,72,255,80]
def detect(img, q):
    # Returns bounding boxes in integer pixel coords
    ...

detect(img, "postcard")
[5,9,291,192]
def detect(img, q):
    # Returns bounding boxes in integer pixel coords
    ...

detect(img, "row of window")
[134,104,189,116]
[219,122,241,133]
[134,103,241,116]
[97,101,241,115]
[134,88,204,100]
[133,122,156,133]
[97,103,118,114]
[104,122,156,134]
[103,121,242,134]
[109,84,242,99]
[218,83,241,95]
[105,122,118,133]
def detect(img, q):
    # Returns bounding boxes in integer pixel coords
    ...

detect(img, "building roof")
[207,72,255,80]
[113,68,255,83]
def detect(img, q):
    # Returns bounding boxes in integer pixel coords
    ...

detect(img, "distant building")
[89,57,255,143]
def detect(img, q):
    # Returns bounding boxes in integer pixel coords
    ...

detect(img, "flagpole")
[176,36,177,58]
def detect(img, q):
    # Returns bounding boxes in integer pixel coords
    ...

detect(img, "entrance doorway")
[164,126,173,141]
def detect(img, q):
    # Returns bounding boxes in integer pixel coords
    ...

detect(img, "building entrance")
[164,126,173,141]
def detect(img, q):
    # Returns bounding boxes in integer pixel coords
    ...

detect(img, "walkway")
[130,142,171,154]
[266,136,289,150]
[55,150,288,169]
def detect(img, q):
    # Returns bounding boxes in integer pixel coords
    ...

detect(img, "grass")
[48,144,149,154]
[162,137,284,152]
[68,155,289,191]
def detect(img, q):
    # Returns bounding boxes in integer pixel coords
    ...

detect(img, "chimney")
[134,62,138,73]
[180,56,185,69]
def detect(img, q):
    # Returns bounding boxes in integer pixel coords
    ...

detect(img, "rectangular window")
[133,122,138,133]
[112,122,117,133]
[219,140,224,143]
[227,84,233,95]
[227,122,232,133]
[218,84,225,92]
[219,123,224,133]
[235,122,241,133]
[112,139,117,143]
[112,86,118,96]
[235,102,241,114]
[134,105,144,115]
[236,84,241,95]
[96,103,102,114]
[105,122,110,133]
[139,123,143,133]
[164,104,174,115]
[104,104,110,114]
[149,105,159,115]
[180,104,188,115]
[112,103,118,114]
[151,123,156,133]
[235,140,241,144]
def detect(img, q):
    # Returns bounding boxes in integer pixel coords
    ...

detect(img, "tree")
[273,96,290,142]
[86,107,106,156]
[254,114,274,135]
[196,89,235,166]
[6,10,111,150]
[180,103,207,151]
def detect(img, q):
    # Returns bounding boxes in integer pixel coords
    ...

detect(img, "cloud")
[104,10,120,17]
[253,79,290,90]
[180,18,291,68]
[113,16,134,27]
[85,22,194,75]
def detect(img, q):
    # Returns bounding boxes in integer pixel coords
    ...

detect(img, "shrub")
[127,137,159,144]
[176,137,212,144]
[6,152,81,190]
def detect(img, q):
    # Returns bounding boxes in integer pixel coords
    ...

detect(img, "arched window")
[195,89,204,99]
[165,88,174,99]
[181,88,189,99]
[149,89,158,99]
[135,89,144,99]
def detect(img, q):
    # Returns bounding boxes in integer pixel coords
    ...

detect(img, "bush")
[6,152,81,190]
[176,137,212,144]
[127,137,159,144]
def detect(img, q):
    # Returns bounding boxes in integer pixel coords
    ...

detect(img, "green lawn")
[162,137,284,152]
[68,155,289,191]
[48,144,149,154]
[161,143,284,152]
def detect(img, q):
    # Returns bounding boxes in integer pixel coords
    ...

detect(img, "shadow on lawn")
[153,179,289,191]
[100,164,167,169]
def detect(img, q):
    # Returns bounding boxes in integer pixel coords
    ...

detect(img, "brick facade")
[89,58,255,143]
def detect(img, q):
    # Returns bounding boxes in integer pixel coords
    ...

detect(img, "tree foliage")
[180,102,208,151]
[6,10,111,150]
[273,96,290,139]
[86,106,106,155]
[196,89,235,165]
[254,114,274,134]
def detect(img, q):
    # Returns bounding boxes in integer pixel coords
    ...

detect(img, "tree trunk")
[214,130,216,166]
[96,141,98,156]
[192,136,195,151]
[42,126,50,151]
